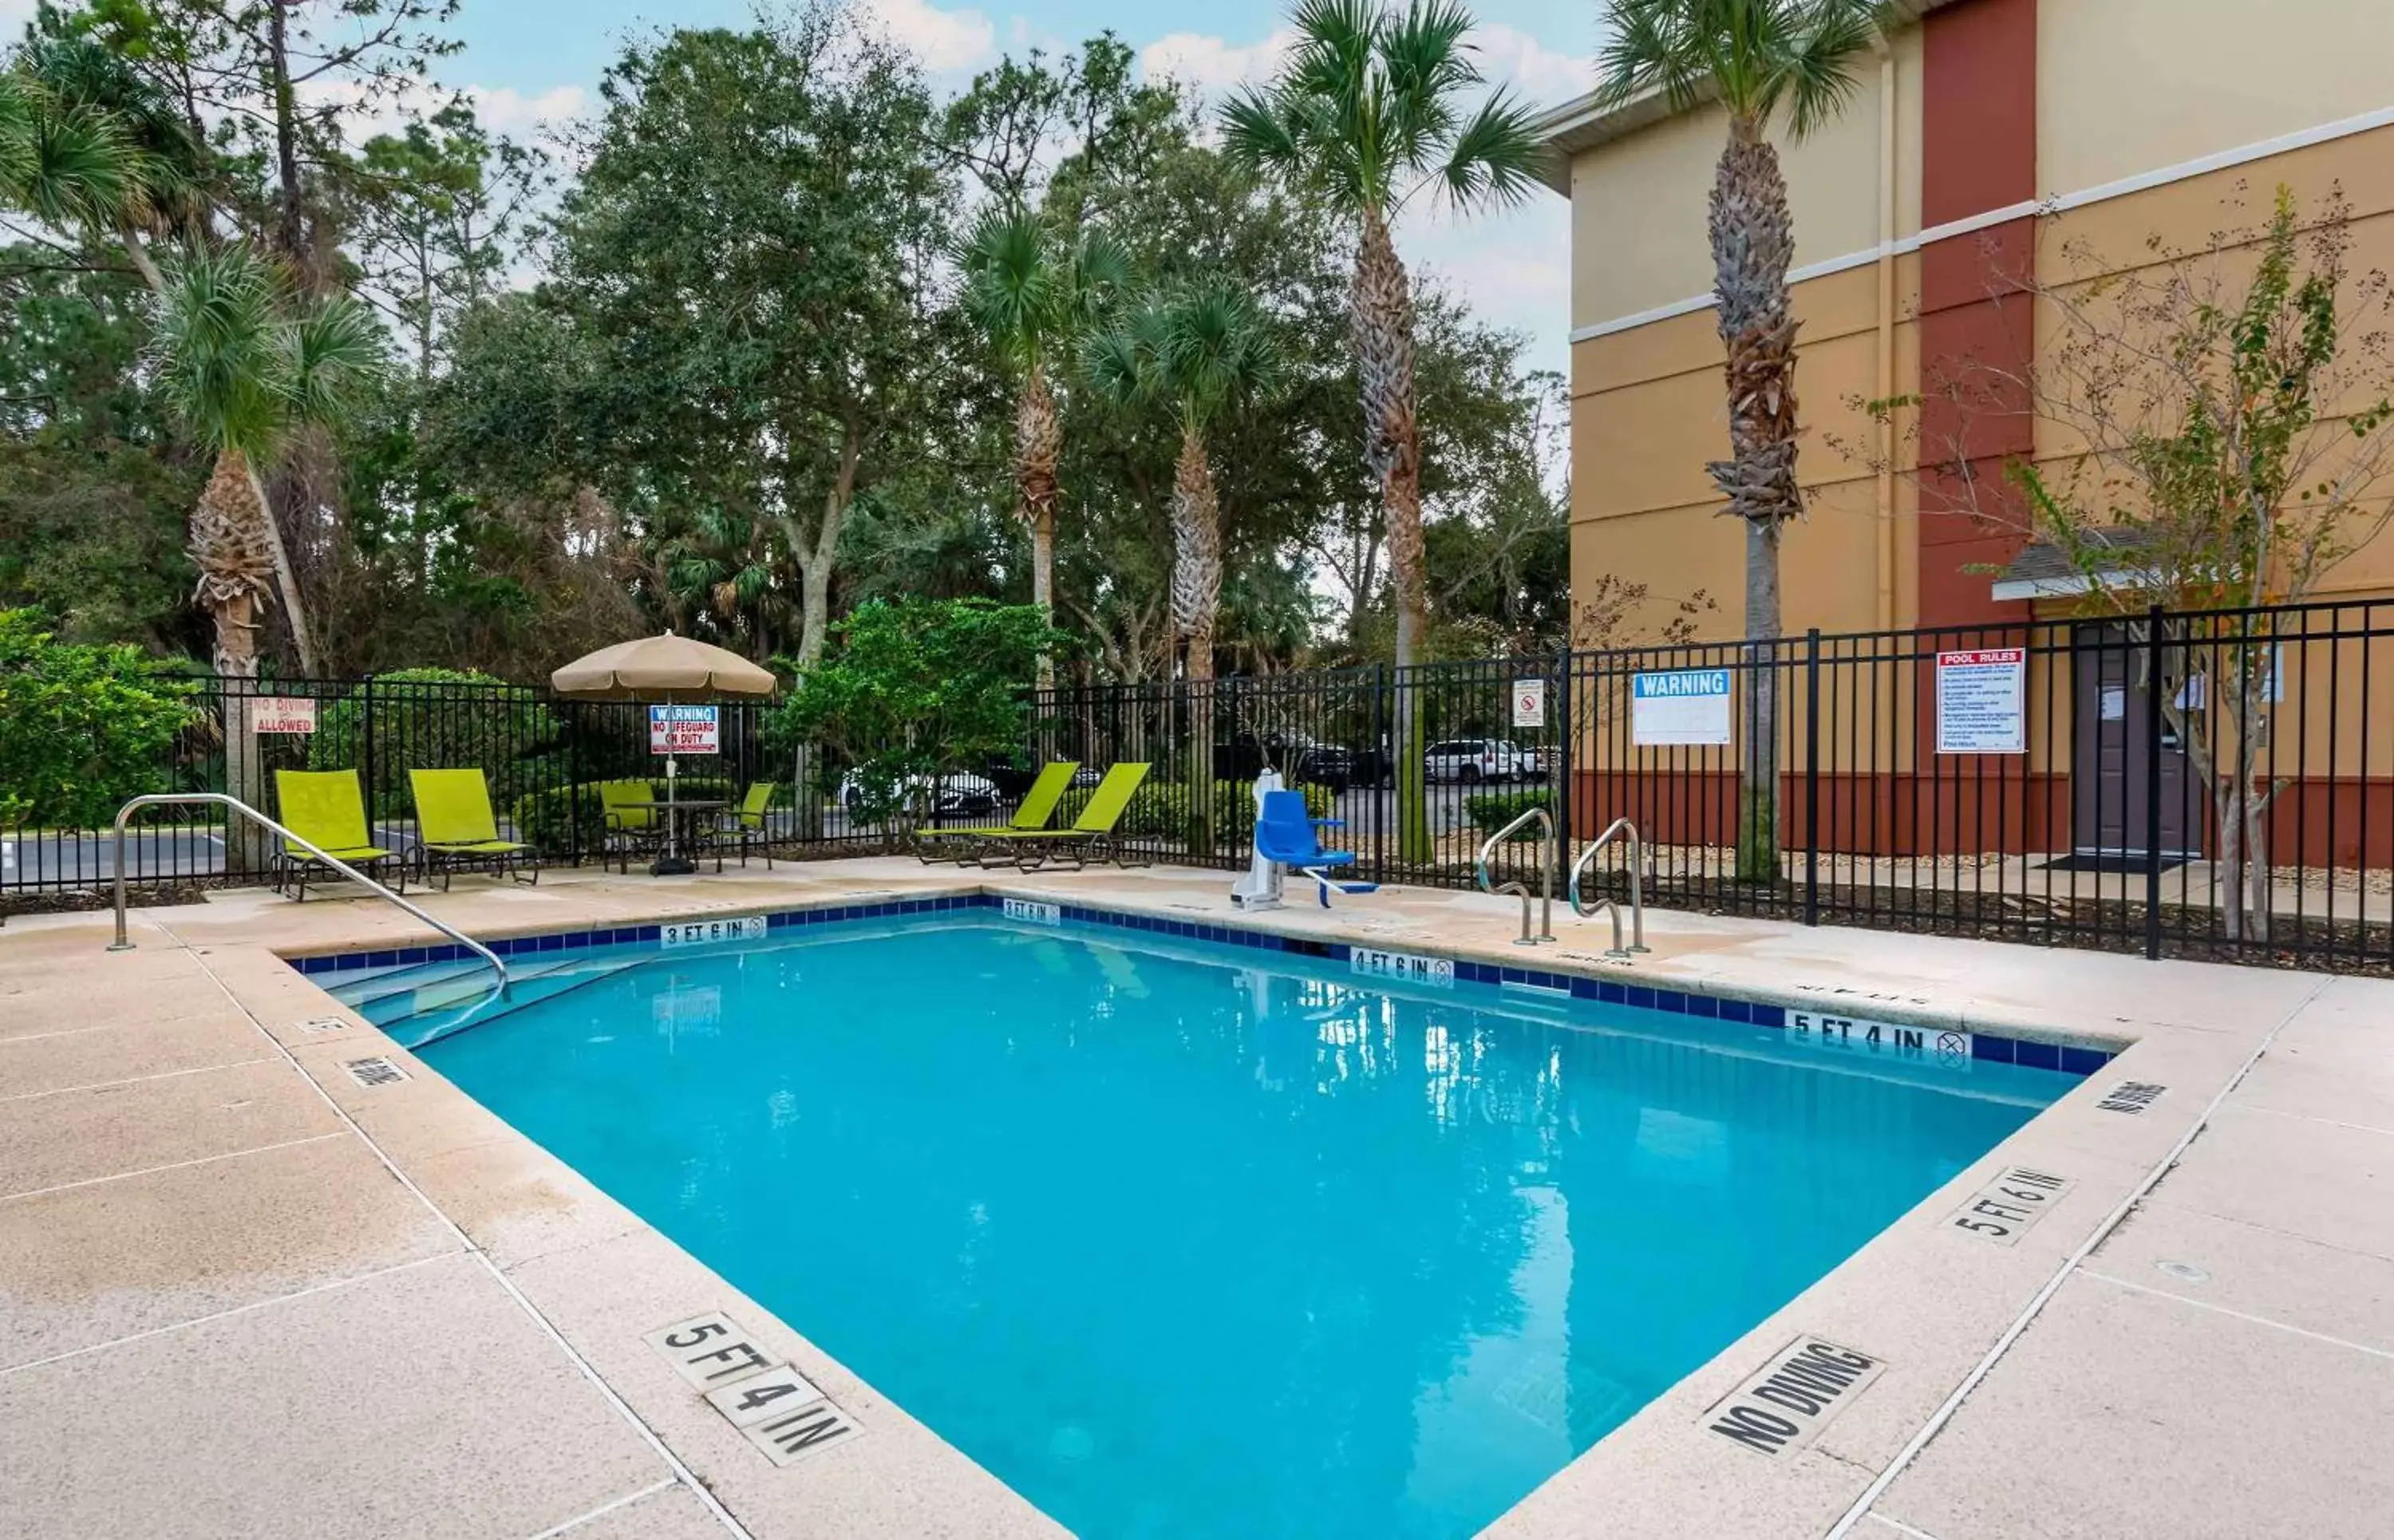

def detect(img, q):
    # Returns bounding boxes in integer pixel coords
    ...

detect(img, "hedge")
[310,668,559,817]
[1054,778,1333,841]
[0,610,199,828]
[1464,788,1554,839]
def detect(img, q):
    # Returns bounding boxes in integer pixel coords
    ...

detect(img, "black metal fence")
[9,598,2392,973]
[0,675,859,896]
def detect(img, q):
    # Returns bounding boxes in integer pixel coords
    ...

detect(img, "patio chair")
[409,768,539,891]
[271,769,408,902]
[977,761,1152,872]
[915,760,1080,865]
[712,780,780,869]
[1253,789,1377,908]
[597,779,663,875]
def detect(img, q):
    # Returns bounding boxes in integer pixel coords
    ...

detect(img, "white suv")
[1424,738,1538,783]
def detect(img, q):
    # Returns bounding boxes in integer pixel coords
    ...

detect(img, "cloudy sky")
[0,0,1603,370]
[444,0,1603,377]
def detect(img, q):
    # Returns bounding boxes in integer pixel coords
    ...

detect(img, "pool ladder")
[1475,807,1556,946]
[1569,817,1651,959]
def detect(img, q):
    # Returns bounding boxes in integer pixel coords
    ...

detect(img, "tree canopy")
[0,1,1577,685]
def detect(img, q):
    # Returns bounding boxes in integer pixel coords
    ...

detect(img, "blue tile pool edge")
[282,888,2120,1077]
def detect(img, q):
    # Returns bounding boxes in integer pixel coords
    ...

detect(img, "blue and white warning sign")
[1632,669,1733,746]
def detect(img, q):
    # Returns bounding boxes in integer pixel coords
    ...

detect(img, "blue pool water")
[405,917,2068,1539]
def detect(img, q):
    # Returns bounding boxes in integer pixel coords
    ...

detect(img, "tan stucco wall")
[2025,121,2394,600]
[1558,0,2394,674]
[1566,29,1922,331]
[1570,257,1922,645]
[2038,0,2394,196]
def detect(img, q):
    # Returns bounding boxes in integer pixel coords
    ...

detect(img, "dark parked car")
[1215,731,1355,792]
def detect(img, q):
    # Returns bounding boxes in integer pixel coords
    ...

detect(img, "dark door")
[2072,628,2202,859]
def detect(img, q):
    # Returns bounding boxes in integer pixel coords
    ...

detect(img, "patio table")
[614,799,727,876]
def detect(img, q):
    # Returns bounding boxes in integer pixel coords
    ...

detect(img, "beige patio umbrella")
[550,633,776,699]
[551,634,777,873]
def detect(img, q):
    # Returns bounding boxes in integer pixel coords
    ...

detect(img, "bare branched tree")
[1845,185,2394,940]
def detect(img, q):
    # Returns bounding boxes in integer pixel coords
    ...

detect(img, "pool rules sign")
[1935,648,2026,754]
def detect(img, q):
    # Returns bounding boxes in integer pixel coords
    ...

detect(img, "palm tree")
[961,207,1132,691]
[658,503,796,661]
[1088,282,1278,854]
[3,45,333,676]
[1594,0,1892,881]
[1088,283,1279,686]
[151,245,381,673]
[1223,0,1541,862]
[11,35,209,287]
[149,244,381,867]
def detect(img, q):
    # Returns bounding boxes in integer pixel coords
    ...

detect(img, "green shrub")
[1055,778,1332,840]
[512,776,741,854]
[0,610,198,828]
[310,668,559,817]
[772,598,1067,827]
[1465,788,1553,839]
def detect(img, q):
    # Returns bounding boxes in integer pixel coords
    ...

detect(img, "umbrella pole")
[653,695,696,876]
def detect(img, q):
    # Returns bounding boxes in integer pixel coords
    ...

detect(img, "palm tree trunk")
[190,452,277,875]
[1173,425,1224,857]
[1352,207,1432,863]
[1711,116,1803,884]
[1017,365,1062,692]
[244,459,319,677]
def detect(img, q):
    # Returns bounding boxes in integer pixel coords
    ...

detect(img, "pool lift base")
[1236,773,1378,911]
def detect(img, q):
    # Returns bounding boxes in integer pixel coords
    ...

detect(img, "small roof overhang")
[1528,1,1958,195]
[1987,530,2163,602]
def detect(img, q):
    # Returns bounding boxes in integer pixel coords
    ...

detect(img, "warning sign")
[1935,649,2025,755]
[1511,678,1547,729]
[649,704,721,755]
[252,697,318,734]
[1632,669,1733,747]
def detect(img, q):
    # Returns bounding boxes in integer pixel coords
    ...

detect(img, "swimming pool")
[331,910,2077,1539]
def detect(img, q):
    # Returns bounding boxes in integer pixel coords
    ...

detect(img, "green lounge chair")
[916,760,1080,865]
[978,761,1152,871]
[712,780,780,869]
[410,768,539,891]
[597,779,661,874]
[272,769,407,901]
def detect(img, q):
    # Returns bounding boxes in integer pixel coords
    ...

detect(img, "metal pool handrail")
[1475,806,1555,946]
[105,792,509,997]
[1569,816,1651,960]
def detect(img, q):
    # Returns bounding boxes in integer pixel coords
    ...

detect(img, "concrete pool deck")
[1,859,2387,1538]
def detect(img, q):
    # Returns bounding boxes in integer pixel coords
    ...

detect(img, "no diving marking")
[1702,1337,1886,1457]
[2097,1080,2166,1115]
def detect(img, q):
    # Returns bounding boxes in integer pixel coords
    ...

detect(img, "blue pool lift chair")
[1252,790,1380,908]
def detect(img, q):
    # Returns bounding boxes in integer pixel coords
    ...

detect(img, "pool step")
[334,954,508,1011]
[327,953,609,1028]
[381,960,641,1051]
